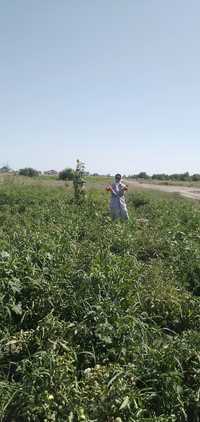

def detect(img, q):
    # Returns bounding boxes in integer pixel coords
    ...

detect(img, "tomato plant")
[0,182,199,421]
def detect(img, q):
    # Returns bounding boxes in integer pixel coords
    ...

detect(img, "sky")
[1,0,200,175]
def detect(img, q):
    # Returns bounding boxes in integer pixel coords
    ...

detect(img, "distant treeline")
[127,172,200,182]
[1,166,200,182]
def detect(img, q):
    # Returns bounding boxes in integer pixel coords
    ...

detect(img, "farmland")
[0,178,200,421]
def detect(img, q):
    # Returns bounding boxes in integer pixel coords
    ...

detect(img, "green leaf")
[119,396,130,410]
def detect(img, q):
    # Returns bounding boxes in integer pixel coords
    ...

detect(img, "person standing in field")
[106,174,129,220]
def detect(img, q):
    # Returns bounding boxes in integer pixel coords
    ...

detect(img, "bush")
[137,172,150,179]
[191,174,200,181]
[19,168,39,177]
[58,168,74,181]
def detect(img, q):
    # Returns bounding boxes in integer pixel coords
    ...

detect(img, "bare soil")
[127,180,200,201]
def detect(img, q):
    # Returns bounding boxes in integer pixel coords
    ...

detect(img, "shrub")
[18,168,39,177]
[58,168,74,181]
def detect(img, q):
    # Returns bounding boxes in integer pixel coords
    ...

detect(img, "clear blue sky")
[1,0,200,175]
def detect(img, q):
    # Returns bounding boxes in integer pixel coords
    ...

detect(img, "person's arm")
[119,184,128,197]
[106,185,117,196]
[121,184,128,192]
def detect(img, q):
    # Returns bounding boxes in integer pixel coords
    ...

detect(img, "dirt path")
[127,181,200,201]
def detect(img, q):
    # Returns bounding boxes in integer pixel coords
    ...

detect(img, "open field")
[1,174,200,201]
[126,180,200,201]
[0,178,200,421]
[127,179,200,188]
[87,177,200,201]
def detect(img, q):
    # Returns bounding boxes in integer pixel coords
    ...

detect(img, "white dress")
[110,182,129,220]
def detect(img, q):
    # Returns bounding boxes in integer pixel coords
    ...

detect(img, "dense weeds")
[0,184,199,421]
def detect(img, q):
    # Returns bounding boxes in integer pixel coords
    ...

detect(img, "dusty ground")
[127,180,200,201]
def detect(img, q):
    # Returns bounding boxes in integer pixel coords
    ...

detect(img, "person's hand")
[106,185,111,192]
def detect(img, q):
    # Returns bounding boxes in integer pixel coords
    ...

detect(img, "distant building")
[44,170,58,176]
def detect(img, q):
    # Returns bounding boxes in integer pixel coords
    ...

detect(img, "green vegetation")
[19,168,40,177]
[59,161,86,202]
[0,181,200,421]
[58,168,75,181]
[128,172,200,182]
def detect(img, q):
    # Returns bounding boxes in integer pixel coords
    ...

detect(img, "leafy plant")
[18,168,40,177]
[0,182,199,421]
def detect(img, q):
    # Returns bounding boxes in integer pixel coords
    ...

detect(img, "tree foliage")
[58,168,74,181]
[128,172,200,182]
[0,165,11,173]
[19,167,40,177]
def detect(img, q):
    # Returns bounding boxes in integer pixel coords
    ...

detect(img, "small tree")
[58,168,74,181]
[0,165,11,173]
[19,168,39,177]
[73,160,86,203]
[137,172,149,179]
[191,174,200,181]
